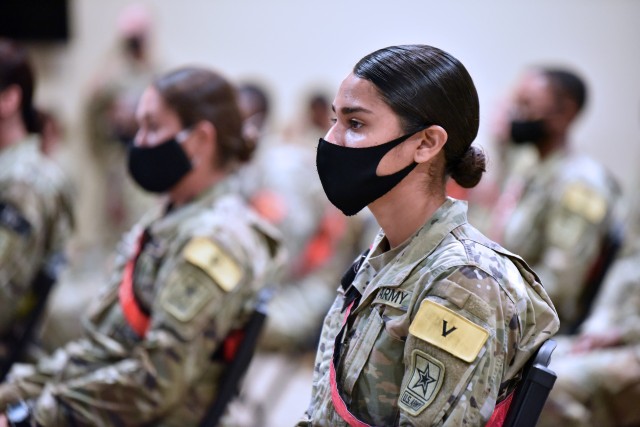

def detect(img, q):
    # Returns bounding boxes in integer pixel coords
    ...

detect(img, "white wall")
[30,0,640,192]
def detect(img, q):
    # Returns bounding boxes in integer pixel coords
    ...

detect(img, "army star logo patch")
[398,350,445,416]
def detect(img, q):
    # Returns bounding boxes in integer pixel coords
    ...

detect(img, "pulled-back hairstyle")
[539,67,587,115]
[153,67,254,167]
[354,44,485,188]
[0,38,41,134]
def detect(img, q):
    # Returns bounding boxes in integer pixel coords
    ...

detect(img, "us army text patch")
[373,287,411,310]
[409,299,489,362]
[398,350,445,416]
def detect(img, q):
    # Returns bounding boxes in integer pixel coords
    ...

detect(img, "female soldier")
[299,45,559,426]
[0,39,73,371]
[0,67,283,426]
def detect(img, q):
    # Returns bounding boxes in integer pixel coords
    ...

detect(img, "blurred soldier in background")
[485,67,621,333]
[538,229,640,427]
[29,3,165,357]
[0,39,74,373]
[81,2,160,257]
[282,90,333,147]
[232,82,378,427]
[0,66,284,427]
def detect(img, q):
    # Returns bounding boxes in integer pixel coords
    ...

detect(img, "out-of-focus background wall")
[8,0,640,243]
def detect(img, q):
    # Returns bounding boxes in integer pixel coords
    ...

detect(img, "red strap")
[329,302,374,427]
[486,391,515,427]
[330,357,374,427]
[296,207,347,276]
[118,233,151,338]
[222,329,245,362]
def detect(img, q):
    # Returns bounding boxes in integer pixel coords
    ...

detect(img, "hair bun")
[450,145,486,188]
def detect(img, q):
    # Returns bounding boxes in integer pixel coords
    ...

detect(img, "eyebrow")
[332,104,374,115]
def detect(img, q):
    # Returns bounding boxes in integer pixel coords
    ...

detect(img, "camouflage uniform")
[232,140,378,427]
[0,136,74,346]
[538,243,640,427]
[298,198,559,426]
[489,148,620,332]
[0,176,284,426]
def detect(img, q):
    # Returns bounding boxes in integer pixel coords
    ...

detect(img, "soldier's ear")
[0,85,22,118]
[415,125,447,164]
[189,120,217,168]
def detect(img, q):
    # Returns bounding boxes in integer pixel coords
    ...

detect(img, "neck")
[0,117,28,150]
[369,168,446,248]
[168,169,227,208]
[536,132,567,160]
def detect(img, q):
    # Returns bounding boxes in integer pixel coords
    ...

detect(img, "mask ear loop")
[175,126,193,144]
[175,126,199,165]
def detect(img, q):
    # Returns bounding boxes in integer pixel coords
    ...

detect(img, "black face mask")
[127,134,193,193]
[316,128,426,216]
[510,119,547,145]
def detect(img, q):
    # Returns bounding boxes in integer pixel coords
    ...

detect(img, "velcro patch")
[409,299,489,363]
[183,237,242,292]
[373,287,411,310]
[398,350,445,416]
[0,202,31,236]
[561,183,607,224]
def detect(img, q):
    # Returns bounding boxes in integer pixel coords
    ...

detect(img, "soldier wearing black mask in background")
[78,2,162,278]
[483,67,622,334]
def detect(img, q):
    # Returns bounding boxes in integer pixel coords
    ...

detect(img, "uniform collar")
[360,198,468,298]
[146,174,239,238]
[0,134,40,157]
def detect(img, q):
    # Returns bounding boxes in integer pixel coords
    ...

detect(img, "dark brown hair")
[540,67,588,115]
[153,67,254,167]
[0,38,41,134]
[354,44,485,188]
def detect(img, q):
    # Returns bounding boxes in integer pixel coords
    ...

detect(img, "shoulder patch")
[409,299,489,363]
[161,264,217,322]
[183,237,242,292]
[561,182,607,224]
[398,350,445,416]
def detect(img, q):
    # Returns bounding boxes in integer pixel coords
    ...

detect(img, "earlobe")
[415,126,447,163]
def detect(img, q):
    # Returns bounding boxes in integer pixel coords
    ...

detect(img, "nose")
[323,124,341,146]
[133,129,148,147]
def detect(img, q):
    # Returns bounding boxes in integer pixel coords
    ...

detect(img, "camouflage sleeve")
[0,184,50,334]
[533,181,613,323]
[580,249,640,344]
[29,231,267,426]
[396,267,516,426]
[298,288,345,425]
[260,270,339,352]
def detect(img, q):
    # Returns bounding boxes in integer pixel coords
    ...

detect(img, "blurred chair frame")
[199,290,271,427]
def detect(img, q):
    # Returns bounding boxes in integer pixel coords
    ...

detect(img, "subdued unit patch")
[409,299,489,363]
[161,265,216,322]
[182,236,242,292]
[398,349,445,415]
